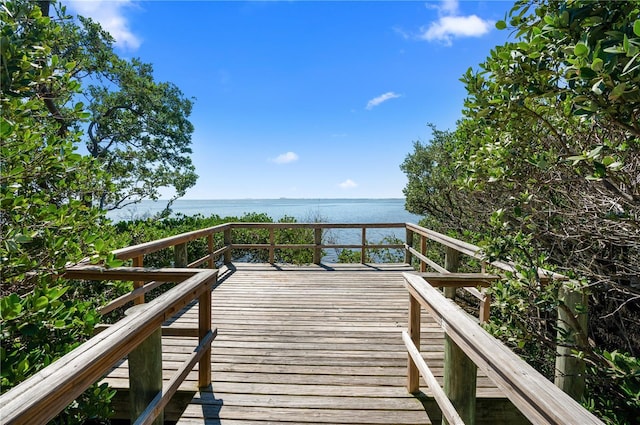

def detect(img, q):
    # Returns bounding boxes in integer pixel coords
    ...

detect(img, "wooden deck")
[104,262,524,425]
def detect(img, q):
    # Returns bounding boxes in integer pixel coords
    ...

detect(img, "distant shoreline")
[107,198,418,224]
[158,197,406,201]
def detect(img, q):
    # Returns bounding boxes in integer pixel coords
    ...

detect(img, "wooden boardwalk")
[104,263,522,425]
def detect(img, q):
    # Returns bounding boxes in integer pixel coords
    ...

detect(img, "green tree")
[402,1,640,422]
[456,0,639,328]
[0,0,110,292]
[1,1,119,422]
[41,1,198,212]
[401,124,491,237]
[84,55,197,211]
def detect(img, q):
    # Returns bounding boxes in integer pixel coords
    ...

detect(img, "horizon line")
[153,197,407,201]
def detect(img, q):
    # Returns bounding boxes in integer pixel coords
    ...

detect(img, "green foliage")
[460,0,640,193]
[273,216,315,264]
[0,276,116,423]
[336,249,362,263]
[0,2,123,421]
[456,0,640,347]
[480,220,640,423]
[480,230,563,376]
[583,350,640,425]
[26,1,198,212]
[55,383,115,425]
[337,236,405,264]
[84,54,198,211]
[0,0,110,288]
[1,278,99,385]
[114,213,319,268]
[402,1,640,423]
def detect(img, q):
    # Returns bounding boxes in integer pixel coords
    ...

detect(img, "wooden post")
[269,228,275,264]
[407,294,421,393]
[313,227,322,265]
[420,236,427,272]
[198,280,212,387]
[126,306,163,425]
[442,245,476,425]
[443,246,460,299]
[443,337,477,425]
[479,293,491,324]
[132,255,144,304]
[405,228,413,266]
[361,227,367,264]
[224,228,232,264]
[174,242,188,268]
[554,283,587,401]
[207,234,214,269]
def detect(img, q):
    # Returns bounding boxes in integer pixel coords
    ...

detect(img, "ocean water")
[108,199,423,261]
[107,198,421,224]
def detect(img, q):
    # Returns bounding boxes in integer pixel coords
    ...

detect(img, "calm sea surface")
[107,198,421,224]
[108,199,422,262]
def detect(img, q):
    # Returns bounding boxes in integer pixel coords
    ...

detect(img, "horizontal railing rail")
[404,223,588,402]
[100,221,526,325]
[110,222,408,271]
[2,221,589,425]
[404,222,566,280]
[111,223,231,261]
[403,272,603,425]
[0,267,217,425]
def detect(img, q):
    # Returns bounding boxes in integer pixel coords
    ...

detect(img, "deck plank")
[103,262,513,424]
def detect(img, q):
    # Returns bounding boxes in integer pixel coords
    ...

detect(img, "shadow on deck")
[104,262,527,425]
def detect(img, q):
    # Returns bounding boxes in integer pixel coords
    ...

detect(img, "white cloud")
[338,179,358,189]
[420,15,493,45]
[417,0,493,46]
[366,92,401,110]
[64,0,142,51]
[271,151,299,164]
[439,0,460,15]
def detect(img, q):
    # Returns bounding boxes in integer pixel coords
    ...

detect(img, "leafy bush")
[401,2,640,423]
[480,223,640,424]
[337,236,405,263]
[113,212,319,268]
[584,350,640,425]
[0,278,116,423]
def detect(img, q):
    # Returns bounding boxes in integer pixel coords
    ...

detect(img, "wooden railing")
[404,223,588,402]
[110,222,407,271]
[403,272,602,425]
[0,221,591,424]
[107,220,589,408]
[404,223,506,324]
[404,222,566,279]
[0,267,217,425]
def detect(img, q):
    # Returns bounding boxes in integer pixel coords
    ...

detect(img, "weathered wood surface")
[403,272,603,425]
[0,269,217,425]
[103,263,512,425]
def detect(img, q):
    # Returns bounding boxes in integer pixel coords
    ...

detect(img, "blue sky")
[63,0,515,199]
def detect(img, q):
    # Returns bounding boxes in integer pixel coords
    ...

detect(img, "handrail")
[92,220,565,334]
[112,223,231,260]
[403,272,603,425]
[1,220,593,424]
[0,267,217,425]
[404,223,588,401]
[103,221,500,320]
[108,222,408,268]
[405,222,566,280]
